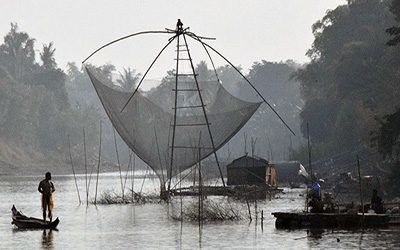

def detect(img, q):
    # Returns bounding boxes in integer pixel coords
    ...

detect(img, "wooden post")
[357,155,365,226]
[113,127,125,199]
[68,135,81,204]
[94,121,102,205]
[306,122,312,213]
[198,132,203,227]
[261,210,264,231]
[131,153,135,202]
[83,128,88,206]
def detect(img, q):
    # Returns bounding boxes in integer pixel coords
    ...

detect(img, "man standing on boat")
[38,172,55,223]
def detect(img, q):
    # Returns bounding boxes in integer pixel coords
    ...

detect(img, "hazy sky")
[1,0,346,81]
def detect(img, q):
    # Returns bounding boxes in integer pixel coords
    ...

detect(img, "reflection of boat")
[272,212,390,229]
[11,205,59,229]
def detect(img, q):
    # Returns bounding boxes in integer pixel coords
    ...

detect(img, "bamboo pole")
[113,127,125,199]
[306,122,312,213]
[123,153,132,194]
[94,121,102,204]
[131,153,135,202]
[68,135,81,204]
[83,127,88,206]
[198,132,203,227]
[357,155,365,226]
[167,34,180,194]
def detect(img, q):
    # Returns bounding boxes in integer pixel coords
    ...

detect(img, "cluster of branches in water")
[93,190,160,205]
[170,199,243,222]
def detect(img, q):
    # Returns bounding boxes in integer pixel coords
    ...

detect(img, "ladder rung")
[172,89,201,92]
[170,146,214,150]
[173,105,205,109]
[173,123,210,127]
[175,49,189,52]
[177,45,187,47]
[174,58,191,61]
[174,73,198,76]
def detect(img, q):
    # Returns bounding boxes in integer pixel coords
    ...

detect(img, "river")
[1,173,399,249]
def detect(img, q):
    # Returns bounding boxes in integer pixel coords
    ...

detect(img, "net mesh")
[86,67,261,184]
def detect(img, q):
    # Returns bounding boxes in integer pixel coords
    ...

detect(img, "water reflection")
[41,229,54,249]
[307,228,324,239]
[2,175,400,249]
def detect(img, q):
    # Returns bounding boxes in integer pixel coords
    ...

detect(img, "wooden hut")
[226,155,276,186]
[272,161,302,184]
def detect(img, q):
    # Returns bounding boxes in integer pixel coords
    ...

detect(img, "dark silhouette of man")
[371,189,384,214]
[38,172,55,223]
[176,19,183,32]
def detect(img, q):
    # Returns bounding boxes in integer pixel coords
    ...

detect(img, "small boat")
[11,205,59,229]
[272,212,390,229]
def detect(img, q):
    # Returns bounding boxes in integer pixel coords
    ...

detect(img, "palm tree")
[117,67,141,92]
[0,23,36,80]
[40,42,57,70]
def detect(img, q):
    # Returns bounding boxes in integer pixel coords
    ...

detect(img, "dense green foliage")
[295,0,400,162]
[0,23,70,152]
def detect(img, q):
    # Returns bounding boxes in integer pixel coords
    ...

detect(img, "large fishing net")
[86,67,261,184]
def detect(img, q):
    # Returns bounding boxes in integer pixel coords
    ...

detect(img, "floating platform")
[171,185,283,199]
[272,212,393,229]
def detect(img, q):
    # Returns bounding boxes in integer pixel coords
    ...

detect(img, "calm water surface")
[0,173,399,249]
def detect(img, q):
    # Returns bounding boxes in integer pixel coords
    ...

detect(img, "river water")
[1,173,399,249]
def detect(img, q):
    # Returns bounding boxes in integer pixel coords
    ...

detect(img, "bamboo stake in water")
[357,155,365,227]
[68,135,81,204]
[198,132,203,228]
[83,127,88,206]
[123,153,132,194]
[131,152,135,202]
[113,127,125,199]
[94,121,102,204]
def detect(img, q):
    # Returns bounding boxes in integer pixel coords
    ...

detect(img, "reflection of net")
[86,67,261,184]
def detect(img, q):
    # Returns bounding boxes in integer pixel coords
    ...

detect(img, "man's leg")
[42,196,46,222]
[48,203,52,222]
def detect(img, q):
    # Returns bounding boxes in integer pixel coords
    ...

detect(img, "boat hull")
[11,205,59,229]
[272,212,389,229]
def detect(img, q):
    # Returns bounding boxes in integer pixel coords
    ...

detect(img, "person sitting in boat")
[371,189,384,214]
[309,181,323,213]
[38,172,55,223]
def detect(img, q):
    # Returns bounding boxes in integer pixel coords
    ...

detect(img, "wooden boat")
[11,205,59,229]
[272,212,390,229]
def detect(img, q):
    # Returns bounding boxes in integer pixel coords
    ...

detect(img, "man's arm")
[51,182,55,193]
[38,181,43,193]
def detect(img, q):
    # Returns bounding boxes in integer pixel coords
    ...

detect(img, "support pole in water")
[113,127,125,199]
[261,210,264,231]
[198,131,203,228]
[306,122,312,213]
[68,135,81,204]
[94,121,102,205]
[357,154,365,226]
[83,127,88,206]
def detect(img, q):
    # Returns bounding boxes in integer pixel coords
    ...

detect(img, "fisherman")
[308,181,323,213]
[38,172,55,223]
[371,189,384,214]
[176,19,183,32]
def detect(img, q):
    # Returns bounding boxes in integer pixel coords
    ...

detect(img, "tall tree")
[0,23,36,81]
[295,0,398,159]
[116,67,141,92]
[387,0,400,45]
[40,42,57,70]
